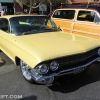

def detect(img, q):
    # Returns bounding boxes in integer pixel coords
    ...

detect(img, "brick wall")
[15,2,23,13]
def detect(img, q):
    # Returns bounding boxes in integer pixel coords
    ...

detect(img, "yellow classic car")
[51,3,100,39]
[0,15,100,85]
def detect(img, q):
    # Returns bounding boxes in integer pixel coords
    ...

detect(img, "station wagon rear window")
[52,10,75,20]
[77,10,95,22]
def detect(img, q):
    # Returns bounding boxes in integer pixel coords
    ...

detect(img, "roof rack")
[73,2,100,5]
[61,2,100,5]
[60,2,100,9]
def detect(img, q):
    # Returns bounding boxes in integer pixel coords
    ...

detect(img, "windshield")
[9,16,59,35]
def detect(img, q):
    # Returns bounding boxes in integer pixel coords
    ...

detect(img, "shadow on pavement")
[48,63,100,93]
[19,95,37,100]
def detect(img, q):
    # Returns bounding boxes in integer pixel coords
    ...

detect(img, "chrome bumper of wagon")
[30,57,100,85]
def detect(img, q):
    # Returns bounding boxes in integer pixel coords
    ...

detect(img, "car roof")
[62,4,99,8]
[55,4,100,13]
[55,7,96,12]
[0,14,47,20]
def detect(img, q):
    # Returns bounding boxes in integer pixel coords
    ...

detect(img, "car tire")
[20,60,35,84]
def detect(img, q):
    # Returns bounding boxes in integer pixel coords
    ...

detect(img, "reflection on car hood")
[18,31,100,59]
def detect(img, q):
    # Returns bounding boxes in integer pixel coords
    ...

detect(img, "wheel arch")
[15,56,20,66]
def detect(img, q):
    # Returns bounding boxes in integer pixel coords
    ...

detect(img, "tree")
[15,0,72,14]
[15,0,40,14]
[68,0,72,4]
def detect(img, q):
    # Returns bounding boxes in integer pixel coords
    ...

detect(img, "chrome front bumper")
[30,57,100,84]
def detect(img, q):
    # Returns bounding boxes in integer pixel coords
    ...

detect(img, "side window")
[52,10,75,20]
[77,11,95,22]
[0,18,9,32]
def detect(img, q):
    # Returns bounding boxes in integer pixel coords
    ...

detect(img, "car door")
[0,18,18,61]
[73,10,100,39]
[0,18,10,51]
[51,9,75,33]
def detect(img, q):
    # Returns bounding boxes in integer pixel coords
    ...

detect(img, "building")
[0,0,14,14]
[2,0,99,15]
[0,0,23,14]
[15,2,23,14]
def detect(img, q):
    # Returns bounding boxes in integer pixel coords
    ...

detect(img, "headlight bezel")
[50,61,59,71]
[36,60,59,75]
[36,64,49,75]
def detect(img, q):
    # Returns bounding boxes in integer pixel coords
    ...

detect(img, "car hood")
[18,31,100,60]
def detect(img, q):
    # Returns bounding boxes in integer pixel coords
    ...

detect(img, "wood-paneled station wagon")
[51,2,100,39]
[0,15,100,85]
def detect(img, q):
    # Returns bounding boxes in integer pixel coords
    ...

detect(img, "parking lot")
[0,51,100,100]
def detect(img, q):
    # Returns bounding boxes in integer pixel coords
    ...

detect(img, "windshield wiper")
[22,30,37,35]
[38,27,58,31]
[22,28,58,35]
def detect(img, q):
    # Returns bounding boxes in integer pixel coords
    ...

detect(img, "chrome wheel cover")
[20,60,32,80]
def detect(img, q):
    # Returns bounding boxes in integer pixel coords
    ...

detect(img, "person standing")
[1,9,5,16]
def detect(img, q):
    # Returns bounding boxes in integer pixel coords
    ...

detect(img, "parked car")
[51,3,100,39]
[0,15,100,85]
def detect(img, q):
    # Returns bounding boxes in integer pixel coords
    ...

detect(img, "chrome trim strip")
[72,29,100,36]
[30,57,100,84]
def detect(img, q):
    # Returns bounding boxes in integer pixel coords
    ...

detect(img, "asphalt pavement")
[0,51,100,100]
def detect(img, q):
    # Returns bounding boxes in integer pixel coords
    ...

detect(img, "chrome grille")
[56,47,99,67]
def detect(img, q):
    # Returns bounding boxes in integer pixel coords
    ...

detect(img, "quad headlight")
[37,64,49,74]
[50,61,59,71]
[36,61,59,74]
